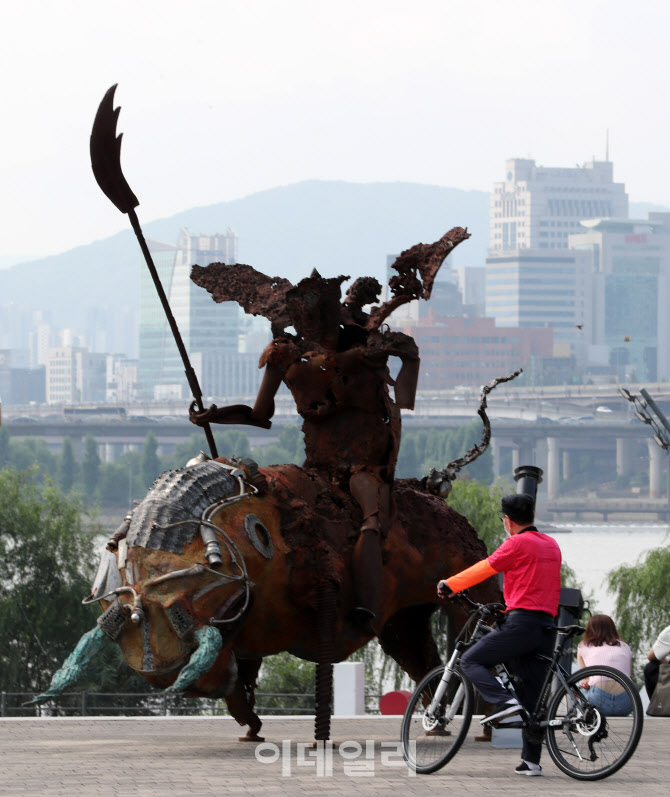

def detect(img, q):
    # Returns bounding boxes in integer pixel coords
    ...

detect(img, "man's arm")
[650,625,670,662]
[437,559,499,598]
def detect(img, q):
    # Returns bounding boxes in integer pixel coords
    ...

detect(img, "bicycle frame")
[428,597,584,735]
[404,594,643,779]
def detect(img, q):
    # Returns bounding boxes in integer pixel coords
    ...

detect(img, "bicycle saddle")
[555,624,585,637]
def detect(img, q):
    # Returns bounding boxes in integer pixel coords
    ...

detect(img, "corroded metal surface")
[189,227,471,631]
[126,461,236,553]
[39,225,511,744]
[87,457,498,741]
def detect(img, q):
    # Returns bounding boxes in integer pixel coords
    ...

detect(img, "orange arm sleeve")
[445,559,499,593]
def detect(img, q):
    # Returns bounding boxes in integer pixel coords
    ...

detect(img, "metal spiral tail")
[314,582,337,741]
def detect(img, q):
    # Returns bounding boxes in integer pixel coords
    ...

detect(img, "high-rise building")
[489,158,628,252]
[399,316,553,390]
[486,158,629,351]
[453,266,485,316]
[138,227,240,399]
[570,213,670,381]
[45,346,106,404]
[106,355,139,403]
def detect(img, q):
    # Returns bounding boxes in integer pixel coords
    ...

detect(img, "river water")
[543,522,669,618]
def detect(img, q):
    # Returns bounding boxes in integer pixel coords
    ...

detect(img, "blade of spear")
[90,84,218,458]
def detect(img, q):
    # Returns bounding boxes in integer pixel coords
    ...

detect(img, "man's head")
[500,493,534,535]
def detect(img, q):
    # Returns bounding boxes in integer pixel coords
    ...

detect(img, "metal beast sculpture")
[30,86,518,742]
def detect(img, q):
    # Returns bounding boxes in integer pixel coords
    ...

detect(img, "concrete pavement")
[0,715,665,796]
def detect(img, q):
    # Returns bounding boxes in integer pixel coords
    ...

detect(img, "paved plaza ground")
[0,714,664,796]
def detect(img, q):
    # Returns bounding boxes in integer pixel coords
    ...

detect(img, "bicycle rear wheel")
[400,664,474,774]
[545,665,643,781]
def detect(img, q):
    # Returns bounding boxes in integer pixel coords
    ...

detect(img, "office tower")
[486,158,629,350]
[570,213,670,381]
[46,347,106,404]
[138,227,239,398]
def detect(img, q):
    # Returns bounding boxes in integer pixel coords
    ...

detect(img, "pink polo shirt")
[488,528,562,615]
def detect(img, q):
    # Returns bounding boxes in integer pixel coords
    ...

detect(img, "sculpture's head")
[91,460,272,697]
[286,271,348,349]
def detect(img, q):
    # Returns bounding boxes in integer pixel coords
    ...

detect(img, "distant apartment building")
[486,158,629,352]
[46,346,106,404]
[400,316,553,390]
[452,266,485,316]
[106,354,139,403]
[570,213,670,381]
[192,351,264,400]
[139,227,240,399]
[85,305,137,360]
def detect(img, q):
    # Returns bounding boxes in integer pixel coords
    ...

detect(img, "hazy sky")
[2,0,668,261]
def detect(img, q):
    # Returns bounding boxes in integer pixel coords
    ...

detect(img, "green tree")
[82,434,101,497]
[161,430,252,471]
[446,478,509,554]
[608,544,670,661]
[59,437,77,492]
[0,468,98,693]
[140,431,161,489]
[256,652,316,713]
[278,425,305,464]
[396,435,419,478]
[5,437,58,478]
[0,425,9,468]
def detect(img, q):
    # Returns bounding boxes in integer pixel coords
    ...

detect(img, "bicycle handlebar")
[447,590,506,619]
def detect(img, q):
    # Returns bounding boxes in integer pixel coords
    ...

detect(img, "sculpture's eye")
[244,514,274,559]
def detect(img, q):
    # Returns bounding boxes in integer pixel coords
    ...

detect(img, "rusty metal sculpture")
[30,86,517,744]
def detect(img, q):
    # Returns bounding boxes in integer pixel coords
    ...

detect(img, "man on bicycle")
[437,492,562,777]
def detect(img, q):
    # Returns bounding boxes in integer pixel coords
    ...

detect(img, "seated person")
[577,614,632,716]
[644,623,670,700]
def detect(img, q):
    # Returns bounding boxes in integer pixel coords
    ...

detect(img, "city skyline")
[1,0,669,263]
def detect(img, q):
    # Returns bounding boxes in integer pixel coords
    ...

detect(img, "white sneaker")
[515,761,542,776]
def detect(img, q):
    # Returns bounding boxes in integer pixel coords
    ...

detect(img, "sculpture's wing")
[367,226,470,330]
[191,263,294,336]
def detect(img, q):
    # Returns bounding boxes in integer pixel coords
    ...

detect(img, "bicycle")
[400,593,643,780]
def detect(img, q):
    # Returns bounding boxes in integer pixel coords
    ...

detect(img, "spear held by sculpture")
[90,84,219,459]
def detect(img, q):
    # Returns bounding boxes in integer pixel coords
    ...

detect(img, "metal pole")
[81,690,87,717]
[1,692,6,717]
[128,210,218,459]
[641,388,670,436]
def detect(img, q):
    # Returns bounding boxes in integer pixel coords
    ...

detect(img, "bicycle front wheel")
[400,664,474,774]
[545,665,643,781]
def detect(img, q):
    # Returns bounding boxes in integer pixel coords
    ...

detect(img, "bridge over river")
[3,382,670,519]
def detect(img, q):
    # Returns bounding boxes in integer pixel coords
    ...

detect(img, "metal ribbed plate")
[126,461,236,553]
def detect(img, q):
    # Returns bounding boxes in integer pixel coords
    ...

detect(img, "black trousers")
[460,612,556,764]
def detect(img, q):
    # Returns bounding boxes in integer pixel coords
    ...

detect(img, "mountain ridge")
[1,181,663,336]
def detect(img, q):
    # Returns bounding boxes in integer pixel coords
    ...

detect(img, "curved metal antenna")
[424,368,523,497]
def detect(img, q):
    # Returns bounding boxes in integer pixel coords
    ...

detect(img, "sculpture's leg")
[378,604,441,683]
[349,471,385,632]
[314,581,336,743]
[224,657,264,742]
